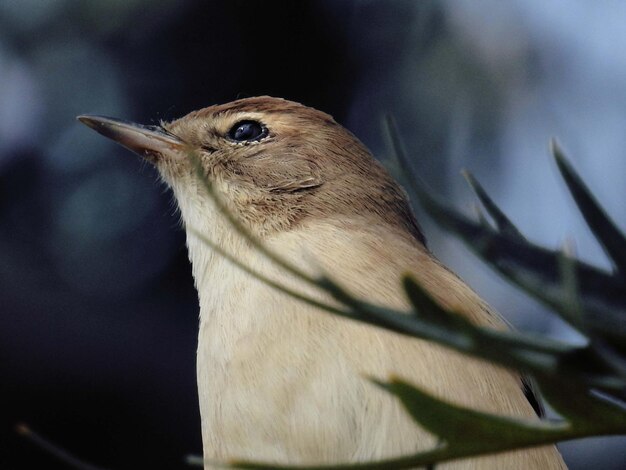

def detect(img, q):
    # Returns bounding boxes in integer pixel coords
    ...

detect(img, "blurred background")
[1,0,625,468]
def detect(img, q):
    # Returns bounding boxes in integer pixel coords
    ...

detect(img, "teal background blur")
[1,1,625,468]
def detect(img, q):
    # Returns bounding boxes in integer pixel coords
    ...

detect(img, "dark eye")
[228,120,267,142]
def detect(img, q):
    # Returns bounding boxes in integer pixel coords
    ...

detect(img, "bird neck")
[168,180,248,295]
[184,218,252,301]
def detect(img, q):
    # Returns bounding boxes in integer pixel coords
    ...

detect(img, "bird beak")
[77,115,185,160]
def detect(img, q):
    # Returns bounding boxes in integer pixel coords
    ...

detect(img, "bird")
[78,96,566,469]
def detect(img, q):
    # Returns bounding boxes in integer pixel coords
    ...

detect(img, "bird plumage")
[79,96,566,468]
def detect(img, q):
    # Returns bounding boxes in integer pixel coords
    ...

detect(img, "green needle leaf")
[413,182,626,343]
[372,377,567,447]
[537,378,626,430]
[461,170,525,241]
[402,274,474,345]
[552,139,626,276]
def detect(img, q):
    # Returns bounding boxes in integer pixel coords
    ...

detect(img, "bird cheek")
[152,154,194,187]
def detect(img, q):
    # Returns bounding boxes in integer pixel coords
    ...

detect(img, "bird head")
[78,96,424,243]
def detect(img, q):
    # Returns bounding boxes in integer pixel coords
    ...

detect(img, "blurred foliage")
[6,1,625,469]
[184,124,626,468]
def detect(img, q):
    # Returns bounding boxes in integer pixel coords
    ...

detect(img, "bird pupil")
[235,123,254,139]
[229,120,265,142]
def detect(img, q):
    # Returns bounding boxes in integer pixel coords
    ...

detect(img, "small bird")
[78,97,565,469]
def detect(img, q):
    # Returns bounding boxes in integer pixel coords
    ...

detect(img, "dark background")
[1,1,625,468]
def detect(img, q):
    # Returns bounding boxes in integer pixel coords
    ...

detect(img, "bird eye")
[227,120,267,142]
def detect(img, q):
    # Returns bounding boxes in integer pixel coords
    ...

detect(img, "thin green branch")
[188,150,626,394]
[188,152,322,287]
[216,375,626,469]
[16,424,108,470]
[188,227,350,318]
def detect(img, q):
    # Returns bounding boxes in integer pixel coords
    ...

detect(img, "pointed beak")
[77,115,185,160]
